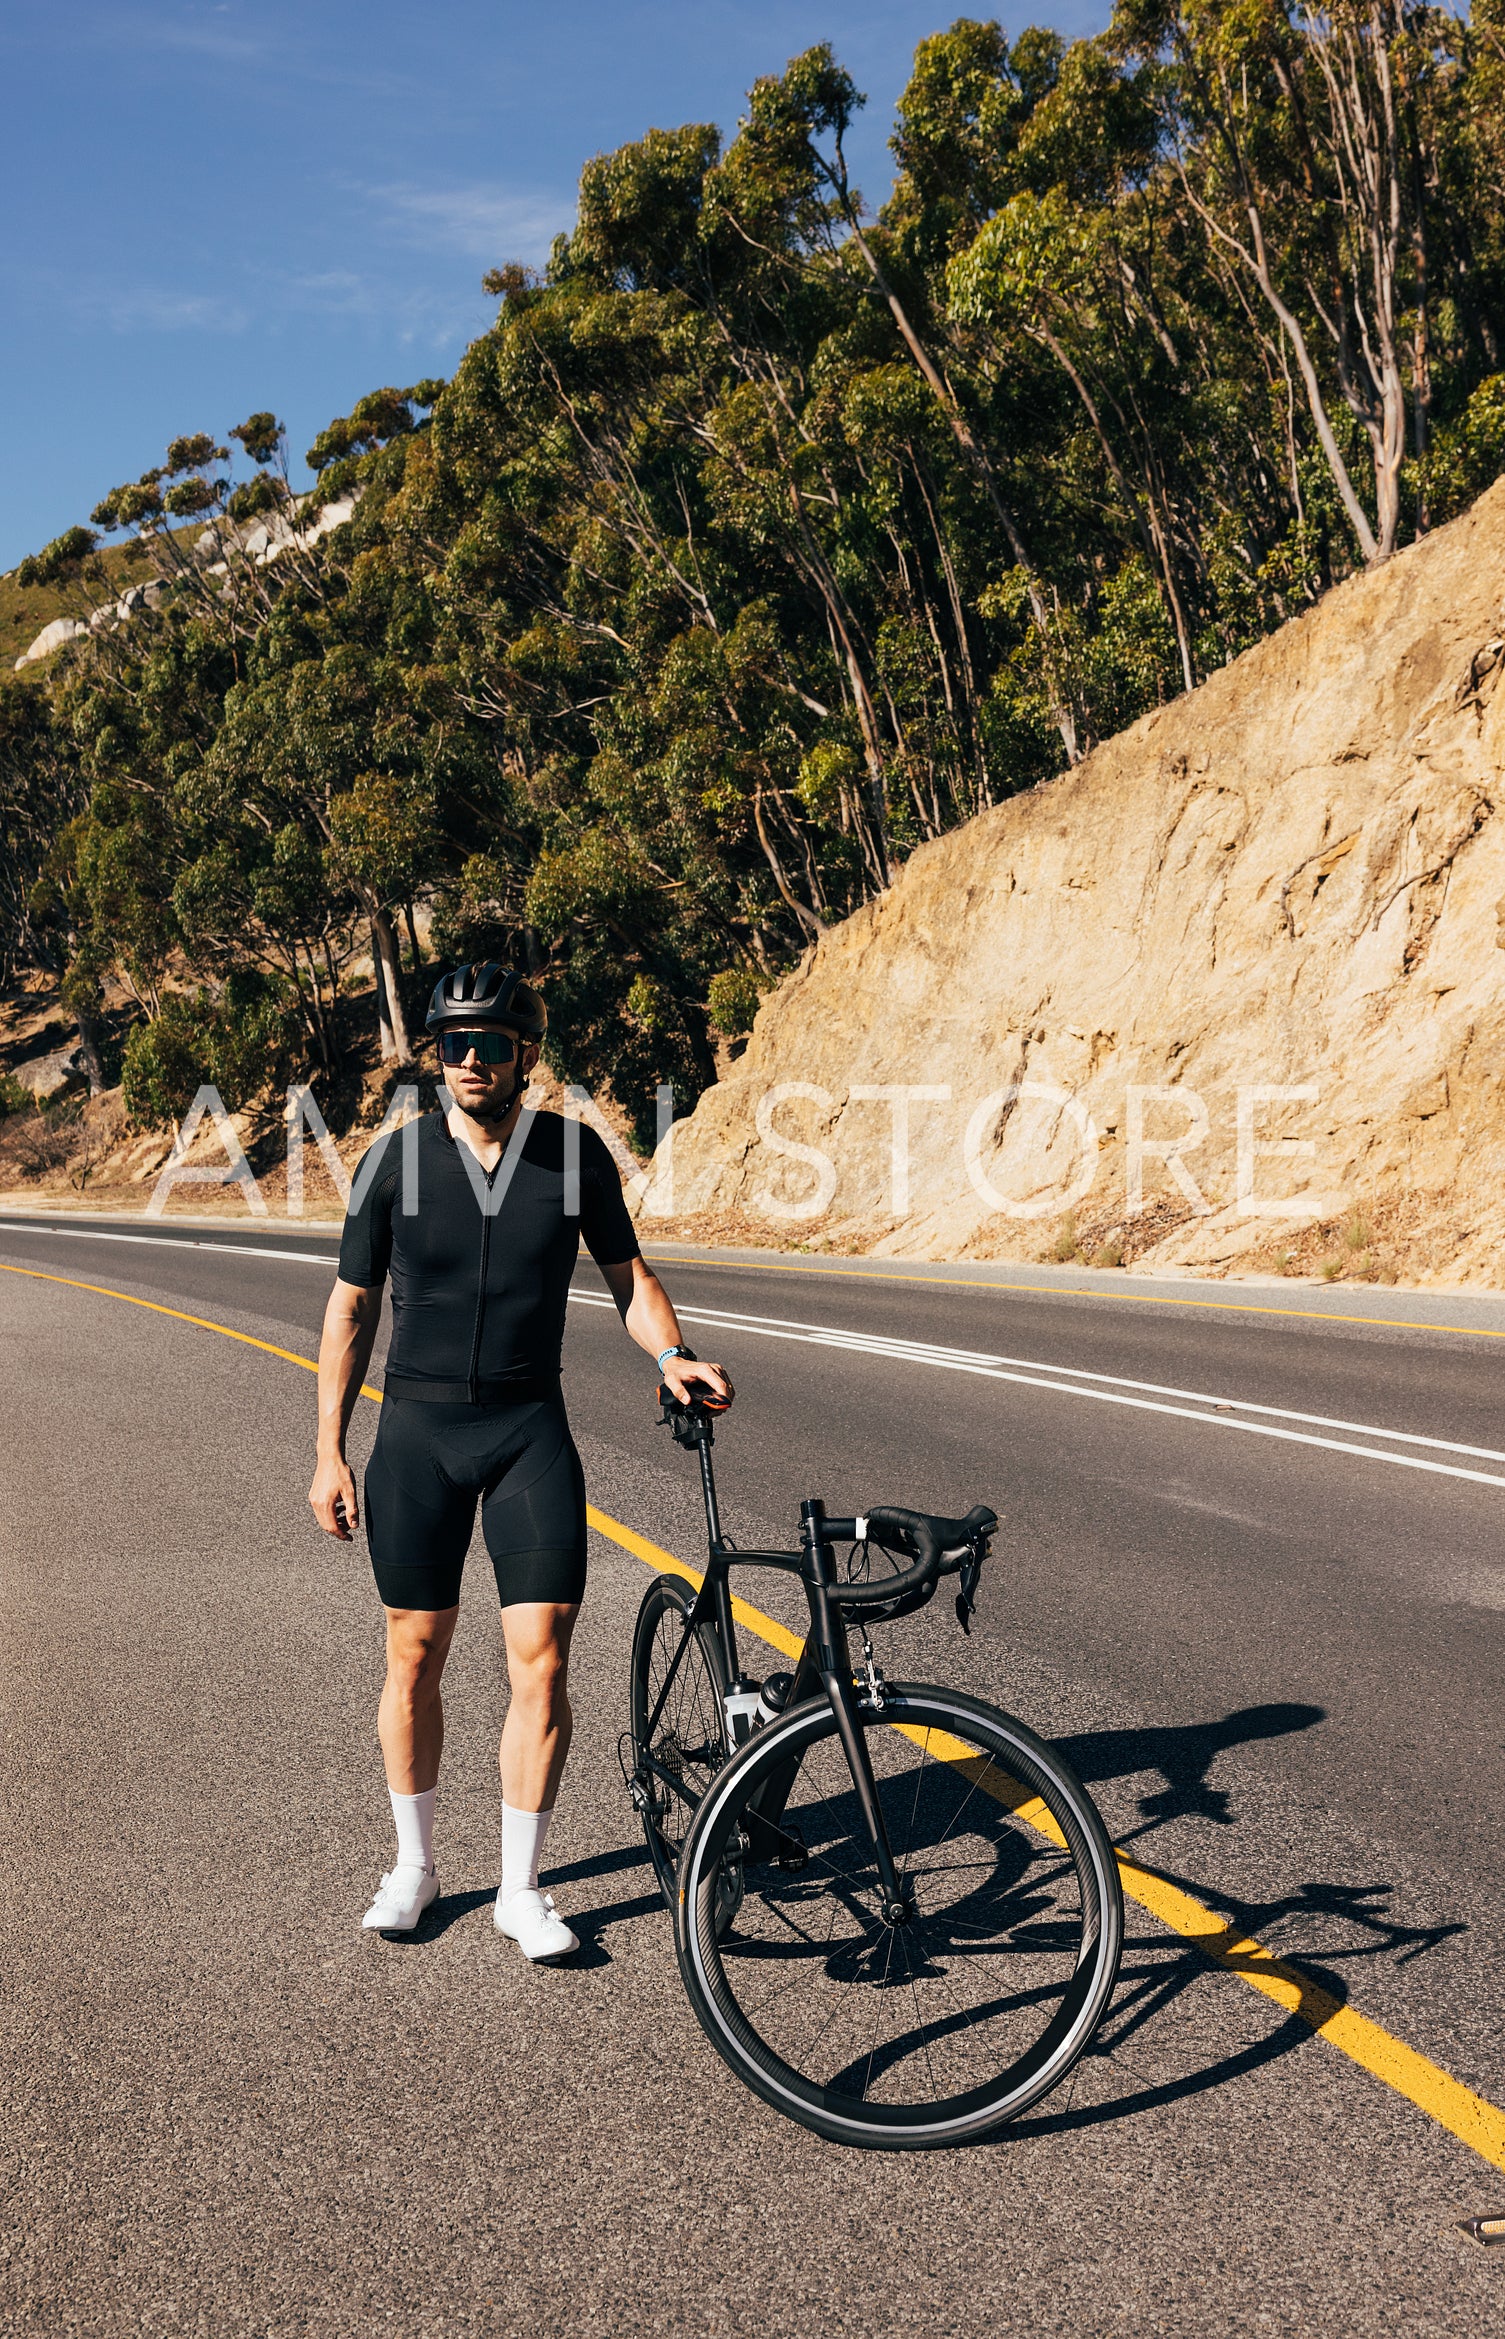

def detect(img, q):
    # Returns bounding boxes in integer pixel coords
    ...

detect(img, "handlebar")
[831,1504,998,1614]
[655,1389,996,1623]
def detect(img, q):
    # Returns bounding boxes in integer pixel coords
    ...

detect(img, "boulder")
[14,617,86,670]
[13,1047,85,1107]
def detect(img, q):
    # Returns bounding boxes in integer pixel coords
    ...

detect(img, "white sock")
[500,1802,553,1904]
[389,1786,436,1874]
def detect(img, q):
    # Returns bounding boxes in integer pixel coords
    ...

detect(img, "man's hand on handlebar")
[662,1355,734,1409]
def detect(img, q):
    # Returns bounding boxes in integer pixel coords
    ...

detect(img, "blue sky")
[0,0,1107,570]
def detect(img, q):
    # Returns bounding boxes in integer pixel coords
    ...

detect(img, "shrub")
[1409,376,1505,526]
[1051,1213,1080,1263]
[122,973,296,1129]
[706,968,764,1041]
[0,1072,30,1117]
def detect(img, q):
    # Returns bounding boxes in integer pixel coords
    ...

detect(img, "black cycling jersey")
[337,1108,639,1401]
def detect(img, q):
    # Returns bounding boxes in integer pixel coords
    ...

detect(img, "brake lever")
[954,1539,987,1635]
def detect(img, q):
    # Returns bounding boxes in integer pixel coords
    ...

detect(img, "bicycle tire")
[676,1683,1123,2149]
[628,1574,730,1912]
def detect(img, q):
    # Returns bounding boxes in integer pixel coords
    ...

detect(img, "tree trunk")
[74,1013,106,1098]
[835,208,1080,763]
[371,909,414,1066]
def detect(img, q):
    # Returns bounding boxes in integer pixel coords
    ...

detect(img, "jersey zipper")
[467,1162,499,1402]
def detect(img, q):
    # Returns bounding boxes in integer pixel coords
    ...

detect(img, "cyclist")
[308,961,732,1959]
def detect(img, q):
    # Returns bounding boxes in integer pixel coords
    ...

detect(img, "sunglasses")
[437,1028,519,1067]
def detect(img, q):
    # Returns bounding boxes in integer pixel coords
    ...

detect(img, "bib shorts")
[364,1393,588,1612]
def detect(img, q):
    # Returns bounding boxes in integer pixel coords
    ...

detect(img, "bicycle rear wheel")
[628,1574,730,1910]
[676,1683,1123,2148]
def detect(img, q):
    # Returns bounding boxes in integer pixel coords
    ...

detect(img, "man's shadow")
[1056,1701,1325,1831]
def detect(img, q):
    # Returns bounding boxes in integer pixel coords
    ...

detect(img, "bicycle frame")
[639,1408,911,1915]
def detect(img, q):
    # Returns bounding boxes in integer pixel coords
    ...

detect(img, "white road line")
[686,1304,1505,1464]
[565,1291,1505,1491]
[6,1218,1496,1490]
[0,1220,339,1267]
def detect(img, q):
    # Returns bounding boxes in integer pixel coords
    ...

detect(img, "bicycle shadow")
[1011,1866,1467,2139]
[1005,1700,1467,2138]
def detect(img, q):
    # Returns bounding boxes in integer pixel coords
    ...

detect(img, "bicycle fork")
[800,1501,910,1923]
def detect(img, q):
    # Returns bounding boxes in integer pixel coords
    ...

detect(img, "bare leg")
[378,1605,460,1794]
[499,1602,579,1810]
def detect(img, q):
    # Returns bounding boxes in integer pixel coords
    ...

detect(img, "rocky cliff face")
[639,479,1505,1285]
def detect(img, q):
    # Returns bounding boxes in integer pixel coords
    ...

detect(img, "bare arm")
[309,1276,383,1539]
[598,1256,733,1406]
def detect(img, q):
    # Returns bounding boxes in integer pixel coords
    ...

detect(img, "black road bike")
[623,1390,1124,2150]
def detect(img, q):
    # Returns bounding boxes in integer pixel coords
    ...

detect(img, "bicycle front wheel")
[676,1684,1123,2149]
[628,1573,729,1910]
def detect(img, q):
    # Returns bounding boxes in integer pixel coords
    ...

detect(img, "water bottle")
[722,1680,762,1745]
[755,1671,795,1726]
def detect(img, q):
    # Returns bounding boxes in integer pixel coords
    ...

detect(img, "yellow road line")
[0,1262,382,1401]
[595,1505,1505,2172]
[643,1248,1505,1342]
[6,1254,1505,2171]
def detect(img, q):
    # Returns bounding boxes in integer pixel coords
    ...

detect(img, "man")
[308,961,732,1959]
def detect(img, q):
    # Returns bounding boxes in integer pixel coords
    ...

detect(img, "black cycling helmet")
[424,961,547,1040]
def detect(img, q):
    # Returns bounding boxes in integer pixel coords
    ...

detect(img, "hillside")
[0,537,163,673]
[639,479,1505,1288]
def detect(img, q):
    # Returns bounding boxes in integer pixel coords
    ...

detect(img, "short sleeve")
[336,1135,400,1288]
[577,1124,640,1268]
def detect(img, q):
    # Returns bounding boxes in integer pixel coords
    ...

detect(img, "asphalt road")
[4,1207,1505,2337]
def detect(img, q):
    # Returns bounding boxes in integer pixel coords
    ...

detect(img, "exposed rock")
[13,496,358,673]
[644,478,1505,1286]
[13,1048,85,1107]
[88,580,170,632]
[195,493,357,574]
[14,616,86,670]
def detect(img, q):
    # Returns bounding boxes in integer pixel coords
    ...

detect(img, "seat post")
[695,1416,724,1552]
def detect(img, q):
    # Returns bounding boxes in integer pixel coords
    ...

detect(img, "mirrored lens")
[439,1028,516,1066]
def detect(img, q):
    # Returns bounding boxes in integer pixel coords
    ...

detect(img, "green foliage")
[706,968,764,1038]
[4,6,1503,1140]
[121,972,296,1129]
[16,527,99,588]
[230,412,282,464]
[1410,377,1505,526]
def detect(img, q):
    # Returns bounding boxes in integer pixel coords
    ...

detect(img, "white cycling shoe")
[493,1887,578,1962]
[362,1863,440,1933]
